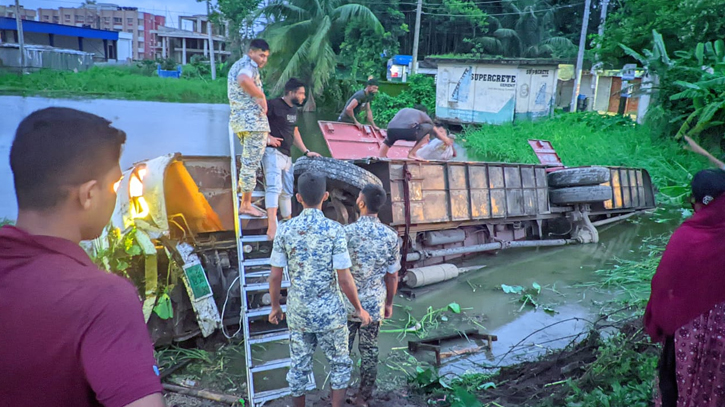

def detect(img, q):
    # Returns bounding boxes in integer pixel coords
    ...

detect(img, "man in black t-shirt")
[263,78,321,240]
[338,78,380,130]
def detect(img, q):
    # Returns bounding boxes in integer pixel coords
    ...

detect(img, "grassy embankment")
[464,112,707,202]
[0,66,228,104]
[411,113,706,407]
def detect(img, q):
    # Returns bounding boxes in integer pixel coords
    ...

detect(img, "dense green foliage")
[357,0,589,59]
[600,0,725,68]
[0,66,228,103]
[464,112,707,201]
[620,31,725,155]
[258,0,382,109]
[203,0,263,62]
[371,75,437,125]
[465,0,576,58]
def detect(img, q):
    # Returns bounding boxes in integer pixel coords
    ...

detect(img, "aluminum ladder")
[228,133,315,406]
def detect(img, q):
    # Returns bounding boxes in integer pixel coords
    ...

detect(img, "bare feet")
[407,154,426,161]
[239,202,265,217]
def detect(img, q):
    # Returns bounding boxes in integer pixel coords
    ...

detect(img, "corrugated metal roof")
[0,17,118,40]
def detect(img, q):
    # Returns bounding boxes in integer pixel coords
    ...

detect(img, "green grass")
[463,112,709,203]
[0,66,228,104]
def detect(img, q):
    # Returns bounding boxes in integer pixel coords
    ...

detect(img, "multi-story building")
[0,4,37,20]
[154,15,229,64]
[36,3,163,60]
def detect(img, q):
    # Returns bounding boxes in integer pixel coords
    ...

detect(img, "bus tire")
[549,185,612,205]
[548,167,610,188]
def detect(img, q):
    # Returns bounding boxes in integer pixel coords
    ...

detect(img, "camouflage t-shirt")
[227,55,270,133]
[344,216,401,322]
[270,208,352,332]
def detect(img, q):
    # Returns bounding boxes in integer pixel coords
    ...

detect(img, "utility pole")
[570,0,592,113]
[597,0,610,41]
[411,0,423,75]
[207,0,217,80]
[591,0,610,112]
[14,0,25,74]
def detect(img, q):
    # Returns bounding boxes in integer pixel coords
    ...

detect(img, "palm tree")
[475,0,575,58]
[258,0,382,110]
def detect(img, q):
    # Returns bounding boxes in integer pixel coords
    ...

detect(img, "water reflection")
[0,97,336,220]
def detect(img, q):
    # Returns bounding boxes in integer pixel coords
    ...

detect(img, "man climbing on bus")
[268,171,371,407]
[344,184,401,407]
[379,105,454,160]
[339,78,380,130]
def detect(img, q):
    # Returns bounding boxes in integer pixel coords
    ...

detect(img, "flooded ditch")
[1,96,678,405]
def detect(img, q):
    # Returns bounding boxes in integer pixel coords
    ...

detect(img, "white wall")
[117,32,132,62]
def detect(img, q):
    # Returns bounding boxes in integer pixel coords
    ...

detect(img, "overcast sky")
[18,0,208,28]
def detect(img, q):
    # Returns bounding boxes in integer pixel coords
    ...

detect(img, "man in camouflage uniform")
[345,184,401,406]
[227,38,270,217]
[268,171,372,407]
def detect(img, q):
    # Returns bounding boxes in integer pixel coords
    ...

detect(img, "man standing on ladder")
[263,78,321,240]
[228,38,270,217]
[268,171,371,407]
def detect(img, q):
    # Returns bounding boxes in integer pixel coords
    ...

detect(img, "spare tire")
[548,167,610,188]
[293,156,383,196]
[549,186,612,205]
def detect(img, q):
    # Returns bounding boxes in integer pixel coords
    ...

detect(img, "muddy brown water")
[1,96,679,400]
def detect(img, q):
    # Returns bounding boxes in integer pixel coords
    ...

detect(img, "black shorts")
[383,127,426,147]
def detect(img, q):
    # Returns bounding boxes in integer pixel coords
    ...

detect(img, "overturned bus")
[101,123,655,345]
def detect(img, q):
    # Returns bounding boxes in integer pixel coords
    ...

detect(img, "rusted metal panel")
[387,160,557,226]
[470,189,491,219]
[421,165,447,190]
[490,189,507,218]
[611,169,623,209]
[448,165,470,221]
[422,191,451,223]
[469,166,488,189]
[489,167,505,188]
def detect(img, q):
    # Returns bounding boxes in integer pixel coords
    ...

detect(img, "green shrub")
[0,66,227,104]
[464,112,708,201]
[371,74,436,126]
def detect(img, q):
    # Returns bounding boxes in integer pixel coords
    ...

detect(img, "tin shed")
[429,57,565,125]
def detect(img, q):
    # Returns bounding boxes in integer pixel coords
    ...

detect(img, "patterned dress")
[227,55,269,193]
[270,208,353,396]
[344,215,400,398]
[655,302,725,407]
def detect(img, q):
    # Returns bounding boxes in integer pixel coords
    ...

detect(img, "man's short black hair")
[366,78,379,87]
[361,184,386,214]
[298,171,327,206]
[11,107,126,210]
[413,104,428,114]
[692,169,725,205]
[284,78,305,94]
[249,38,269,52]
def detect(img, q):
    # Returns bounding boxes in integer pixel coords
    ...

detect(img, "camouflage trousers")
[234,130,266,193]
[347,321,382,399]
[287,328,352,397]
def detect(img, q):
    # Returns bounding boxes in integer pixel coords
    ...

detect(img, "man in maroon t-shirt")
[0,108,165,407]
